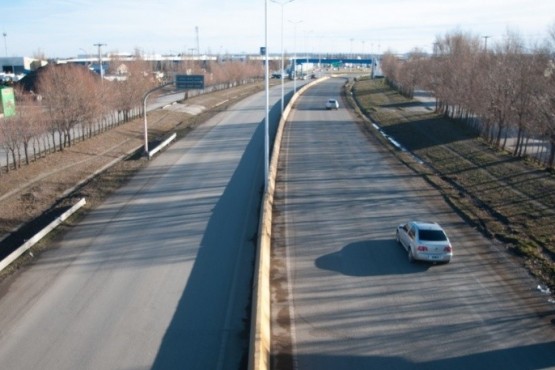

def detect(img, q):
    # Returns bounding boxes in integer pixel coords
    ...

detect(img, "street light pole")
[289,19,302,94]
[2,32,7,57]
[271,0,294,115]
[142,82,173,156]
[264,0,270,190]
[93,43,107,82]
[482,35,491,52]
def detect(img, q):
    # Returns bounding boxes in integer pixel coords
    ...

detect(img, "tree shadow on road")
[274,341,555,370]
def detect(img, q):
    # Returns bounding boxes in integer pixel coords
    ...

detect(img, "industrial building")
[0,56,47,82]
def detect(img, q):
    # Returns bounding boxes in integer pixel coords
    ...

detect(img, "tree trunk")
[66,129,72,147]
[51,132,56,153]
[10,149,16,171]
[549,138,555,169]
[514,127,523,156]
[24,142,30,165]
[58,131,64,152]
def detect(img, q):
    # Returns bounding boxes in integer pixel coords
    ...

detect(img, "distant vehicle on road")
[396,221,453,263]
[325,99,339,110]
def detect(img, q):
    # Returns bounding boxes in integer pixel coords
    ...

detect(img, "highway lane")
[271,77,555,369]
[0,82,296,369]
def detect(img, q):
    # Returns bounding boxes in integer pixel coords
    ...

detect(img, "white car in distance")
[325,99,339,110]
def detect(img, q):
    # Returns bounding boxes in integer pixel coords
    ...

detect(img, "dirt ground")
[0,82,265,274]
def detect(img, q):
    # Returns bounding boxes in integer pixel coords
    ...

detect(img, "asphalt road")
[271,77,555,369]
[0,82,293,369]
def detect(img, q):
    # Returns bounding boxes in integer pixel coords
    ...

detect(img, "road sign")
[175,74,205,90]
[0,87,16,117]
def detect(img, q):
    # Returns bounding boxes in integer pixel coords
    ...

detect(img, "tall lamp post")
[2,32,7,57]
[93,43,107,82]
[482,35,491,52]
[288,19,302,93]
[271,0,294,114]
[264,0,270,190]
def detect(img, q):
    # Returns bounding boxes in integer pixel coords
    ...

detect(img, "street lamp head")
[270,0,294,5]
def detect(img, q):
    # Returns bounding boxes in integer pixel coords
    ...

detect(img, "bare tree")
[11,87,44,165]
[535,24,555,167]
[112,59,156,122]
[0,116,22,171]
[376,27,555,167]
[37,64,102,151]
[397,49,428,98]
[380,51,402,91]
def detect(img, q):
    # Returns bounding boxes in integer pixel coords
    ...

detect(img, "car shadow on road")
[315,239,430,276]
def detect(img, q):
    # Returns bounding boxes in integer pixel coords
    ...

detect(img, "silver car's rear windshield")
[419,229,447,241]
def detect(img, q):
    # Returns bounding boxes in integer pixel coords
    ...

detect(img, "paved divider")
[0,198,87,273]
[248,77,328,370]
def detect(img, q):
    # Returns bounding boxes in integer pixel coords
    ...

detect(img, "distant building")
[0,57,47,82]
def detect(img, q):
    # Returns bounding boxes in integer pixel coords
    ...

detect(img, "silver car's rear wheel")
[408,248,415,263]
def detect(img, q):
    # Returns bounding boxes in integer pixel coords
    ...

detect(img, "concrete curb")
[0,198,86,273]
[248,77,329,370]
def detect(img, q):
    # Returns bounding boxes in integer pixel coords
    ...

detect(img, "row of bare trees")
[0,58,266,174]
[380,27,555,168]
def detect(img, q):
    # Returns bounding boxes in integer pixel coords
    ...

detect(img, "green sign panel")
[0,87,16,117]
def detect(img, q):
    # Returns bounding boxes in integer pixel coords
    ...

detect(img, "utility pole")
[93,43,107,82]
[2,32,7,57]
[482,35,491,52]
[289,19,302,93]
[195,26,200,58]
[271,0,295,114]
[264,0,269,190]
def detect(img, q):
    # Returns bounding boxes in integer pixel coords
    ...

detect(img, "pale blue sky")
[1,0,554,58]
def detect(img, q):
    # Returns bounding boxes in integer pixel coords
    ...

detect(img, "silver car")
[396,221,453,263]
[325,99,339,110]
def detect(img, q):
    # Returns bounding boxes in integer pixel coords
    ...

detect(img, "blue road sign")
[175,74,205,90]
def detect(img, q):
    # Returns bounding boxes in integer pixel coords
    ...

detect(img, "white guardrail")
[148,133,177,160]
[0,198,86,273]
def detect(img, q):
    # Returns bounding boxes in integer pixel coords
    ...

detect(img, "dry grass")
[351,77,555,289]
